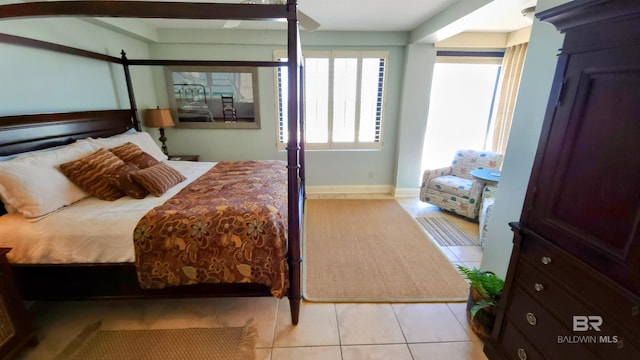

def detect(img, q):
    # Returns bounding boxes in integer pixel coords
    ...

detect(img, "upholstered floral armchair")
[420,149,503,220]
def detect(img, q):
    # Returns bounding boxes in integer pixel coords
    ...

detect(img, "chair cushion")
[428,175,475,199]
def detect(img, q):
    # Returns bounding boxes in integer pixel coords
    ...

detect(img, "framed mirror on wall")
[165,66,260,129]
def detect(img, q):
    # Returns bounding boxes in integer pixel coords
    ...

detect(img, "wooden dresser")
[484,1,640,359]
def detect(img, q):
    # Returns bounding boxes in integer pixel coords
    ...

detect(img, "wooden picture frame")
[165,66,260,129]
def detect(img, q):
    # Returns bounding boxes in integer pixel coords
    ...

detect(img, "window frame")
[435,51,504,150]
[274,49,389,150]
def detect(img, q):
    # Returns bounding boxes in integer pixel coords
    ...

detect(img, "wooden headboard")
[0,109,138,156]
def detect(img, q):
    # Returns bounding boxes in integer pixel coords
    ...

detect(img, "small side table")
[168,155,199,162]
[470,170,501,246]
[470,169,501,184]
[0,249,37,360]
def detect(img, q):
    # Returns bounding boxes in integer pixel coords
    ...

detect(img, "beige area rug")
[303,199,470,302]
[416,216,478,246]
[55,321,256,360]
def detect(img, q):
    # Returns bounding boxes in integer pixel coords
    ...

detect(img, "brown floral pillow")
[109,142,159,169]
[109,142,143,162]
[104,163,149,199]
[59,148,126,201]
[128,152,160,169]
[130,162,187,196]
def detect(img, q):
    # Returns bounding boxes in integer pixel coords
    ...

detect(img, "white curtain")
[490,43,528,154]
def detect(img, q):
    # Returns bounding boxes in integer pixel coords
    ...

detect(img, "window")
[275,50,388,150]
[421,52,503,171]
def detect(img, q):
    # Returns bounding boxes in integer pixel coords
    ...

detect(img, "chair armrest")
[421,166,452,186]
[482,184,498,201]
[469,180,487,200]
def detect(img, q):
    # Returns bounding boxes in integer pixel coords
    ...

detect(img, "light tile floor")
[15,196,488,360]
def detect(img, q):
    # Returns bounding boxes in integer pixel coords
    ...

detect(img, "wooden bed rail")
[0,33,121,63]
[0,1,293,21]
[0,33,287,69]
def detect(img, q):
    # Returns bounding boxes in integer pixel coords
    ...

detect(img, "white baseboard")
[306,185,393,195]
[393,188,421,197]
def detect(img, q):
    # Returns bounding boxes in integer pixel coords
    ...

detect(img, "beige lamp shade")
[145,108,175,128]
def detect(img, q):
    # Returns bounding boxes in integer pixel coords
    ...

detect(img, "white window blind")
[275,50,388,150]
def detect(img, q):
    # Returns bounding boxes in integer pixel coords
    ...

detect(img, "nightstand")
[0,249,37,360]
[168,155,199,162]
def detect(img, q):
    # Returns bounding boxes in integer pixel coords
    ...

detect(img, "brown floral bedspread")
[133,160,289,297]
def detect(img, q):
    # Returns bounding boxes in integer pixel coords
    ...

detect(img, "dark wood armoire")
[484,1,640,359]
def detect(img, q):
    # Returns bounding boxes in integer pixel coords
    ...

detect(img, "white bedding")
[0,160,215,264]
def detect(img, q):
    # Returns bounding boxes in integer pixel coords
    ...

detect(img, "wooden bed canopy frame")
[0,1,305,325]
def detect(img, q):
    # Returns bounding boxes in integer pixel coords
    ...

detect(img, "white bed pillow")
[0,142,73,162]
[88,131,168,162]
[1,143,79,214]
[0,140,101,219]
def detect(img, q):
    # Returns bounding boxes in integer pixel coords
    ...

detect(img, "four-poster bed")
[0,1,305,325]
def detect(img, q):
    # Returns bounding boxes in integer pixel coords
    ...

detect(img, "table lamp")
[145,108,175,156]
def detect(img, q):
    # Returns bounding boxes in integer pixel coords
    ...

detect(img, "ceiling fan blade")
[298,9,320,31]
[223,19,242,28]
[223,1,320,31]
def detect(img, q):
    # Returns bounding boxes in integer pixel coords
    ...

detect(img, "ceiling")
[136,0,537,35]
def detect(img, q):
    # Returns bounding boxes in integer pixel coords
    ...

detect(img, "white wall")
[147,42,284,163]
[148,30,407,189]
[480,0,572,278]
[393,44,437,195]
[0,18,408,191]
[0,16,157,117]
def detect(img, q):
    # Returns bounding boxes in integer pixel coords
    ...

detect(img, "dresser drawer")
[500,321,545,360]
[516,259,640,359]
[519,232,640,337]
[508,285,599,360]
[516,259,598,325]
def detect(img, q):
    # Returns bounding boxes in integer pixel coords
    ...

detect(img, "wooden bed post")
[121,50,141,131]
[298,61,306,193]
[286,0,303,326]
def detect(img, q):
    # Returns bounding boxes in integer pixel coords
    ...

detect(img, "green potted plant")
[456,265,504,340]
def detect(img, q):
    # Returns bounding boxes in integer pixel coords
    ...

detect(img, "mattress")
[0,160,215,264]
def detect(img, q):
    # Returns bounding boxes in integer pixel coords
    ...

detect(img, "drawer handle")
[517,348,528,360]
[526,312,537,326]
[534,283,545,292]
[541,256,552,265]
